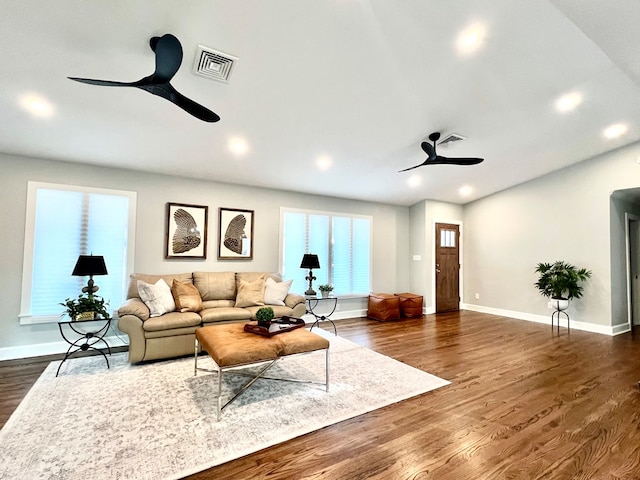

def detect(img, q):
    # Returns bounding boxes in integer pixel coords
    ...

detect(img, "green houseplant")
[318,284,334,298]
[60,293,110,321]
[255,306,275,328]
[534,261,592,301]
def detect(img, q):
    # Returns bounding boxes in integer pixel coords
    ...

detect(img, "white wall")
[0,153,409,353]
[463,140,640,331]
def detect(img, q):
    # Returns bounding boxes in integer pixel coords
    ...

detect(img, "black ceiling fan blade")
[136,81,219,122]
[420,141,437,161]
[432,156,484,165]
[149,34,183,82]
[68,77,138,87]
[165,86,221,123]
[398,162,426,172]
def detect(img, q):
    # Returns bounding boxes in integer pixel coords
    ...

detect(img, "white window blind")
[280,208,371,296]
[20,182,136,324]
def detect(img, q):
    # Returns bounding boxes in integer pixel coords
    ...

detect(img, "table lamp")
[72,254,108,297]
[300,254,320,296]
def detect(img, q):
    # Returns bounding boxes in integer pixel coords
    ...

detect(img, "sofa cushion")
[171,279,204,312]
[202,299,236,309]
[137,279,176,317]
[235,276,266,308]
[142,311,202,332]
[127,272,192,300]
[200,307,252,323]
[193,271,236,301]
[264,277,293,306]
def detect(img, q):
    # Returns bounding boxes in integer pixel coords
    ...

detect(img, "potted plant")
[534,261,592,311]
[60,293,110,321]
[318,284,334,298]
[255,306,275,328]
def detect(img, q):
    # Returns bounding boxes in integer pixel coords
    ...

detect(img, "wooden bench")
[195,323,330,420]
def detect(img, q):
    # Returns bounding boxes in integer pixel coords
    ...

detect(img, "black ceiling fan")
[68,33,220,123]
[399,132,483,172]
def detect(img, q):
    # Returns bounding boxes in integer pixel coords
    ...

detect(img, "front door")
[435,223,460,313]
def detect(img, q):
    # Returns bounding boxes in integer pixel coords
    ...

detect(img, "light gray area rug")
[0,330,450,480]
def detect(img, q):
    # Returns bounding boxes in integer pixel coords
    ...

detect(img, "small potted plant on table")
[256,306,275,328]
[60,293,110,321]
[318,284,334,299]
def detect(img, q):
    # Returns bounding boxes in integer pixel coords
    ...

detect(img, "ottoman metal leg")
[326,347,330,392]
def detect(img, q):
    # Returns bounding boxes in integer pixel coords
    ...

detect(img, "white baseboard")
[461,303,628,336]
[0,334,129,362]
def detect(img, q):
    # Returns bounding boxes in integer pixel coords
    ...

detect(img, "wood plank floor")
[3,311,640,479]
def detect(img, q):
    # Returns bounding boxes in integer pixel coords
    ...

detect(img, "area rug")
[0,330,450,480]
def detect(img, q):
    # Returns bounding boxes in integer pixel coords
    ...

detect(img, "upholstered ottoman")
[194,323,330,419]
[395,292,424,318]
[367,293,400,321]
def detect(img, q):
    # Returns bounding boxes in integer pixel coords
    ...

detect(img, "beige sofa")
[117,271,306,363]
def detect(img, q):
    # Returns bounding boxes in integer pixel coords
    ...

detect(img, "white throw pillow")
[137,279,176,317]
[264,277,293,306]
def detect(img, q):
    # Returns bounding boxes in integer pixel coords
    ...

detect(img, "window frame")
[19,181,137,325]
[279,207,372,298]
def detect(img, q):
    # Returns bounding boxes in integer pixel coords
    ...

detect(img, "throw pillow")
[235,276,266,308]
[264,277,293,306]
[137,279,176,317]
[171,279,204,312]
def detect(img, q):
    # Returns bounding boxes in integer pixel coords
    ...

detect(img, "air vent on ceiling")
[192,45,237,83]
[438,133,467,147]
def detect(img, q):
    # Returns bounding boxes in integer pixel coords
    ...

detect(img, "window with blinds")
[280,208,371,296]
[20,182,136,324]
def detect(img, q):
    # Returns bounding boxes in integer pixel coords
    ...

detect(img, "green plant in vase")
[256,306,275,328]
[534,261,592,300]
[318,284,334,298]
[60,293,110,321]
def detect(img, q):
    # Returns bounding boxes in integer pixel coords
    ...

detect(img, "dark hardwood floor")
[3,311,640,479]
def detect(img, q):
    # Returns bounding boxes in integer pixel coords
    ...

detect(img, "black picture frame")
[217,207,254,260]
[165,203,208,259]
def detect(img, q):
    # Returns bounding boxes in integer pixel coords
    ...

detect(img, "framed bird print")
[165,203,208,259]
[218,208,254,260]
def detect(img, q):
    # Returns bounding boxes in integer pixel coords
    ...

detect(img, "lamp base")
[305,288,317,296]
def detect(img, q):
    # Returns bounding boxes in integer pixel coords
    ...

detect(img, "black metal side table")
[56,317,112,376]
[306,296,338,335]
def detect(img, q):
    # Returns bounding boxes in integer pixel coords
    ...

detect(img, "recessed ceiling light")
[603,123,628,139]
[459,185,473,196]
[407,175,421,188]
[19,94,53,117]
[228,137,249,155]
[456,23,487,55]
[316,155,332,171]
[555,92,582,113]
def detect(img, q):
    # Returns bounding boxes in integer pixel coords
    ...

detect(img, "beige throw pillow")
[235,276,265,308]
[171,279,204,312]
[137,279,176,317]
[264,277,293,306]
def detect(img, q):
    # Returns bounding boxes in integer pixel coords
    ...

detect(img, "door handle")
[436,269,441,273]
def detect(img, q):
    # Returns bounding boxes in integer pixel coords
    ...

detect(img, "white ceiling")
[2,0,640,206]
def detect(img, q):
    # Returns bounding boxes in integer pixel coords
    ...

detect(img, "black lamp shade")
[300,254,320,269]
[72,255,108,276]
